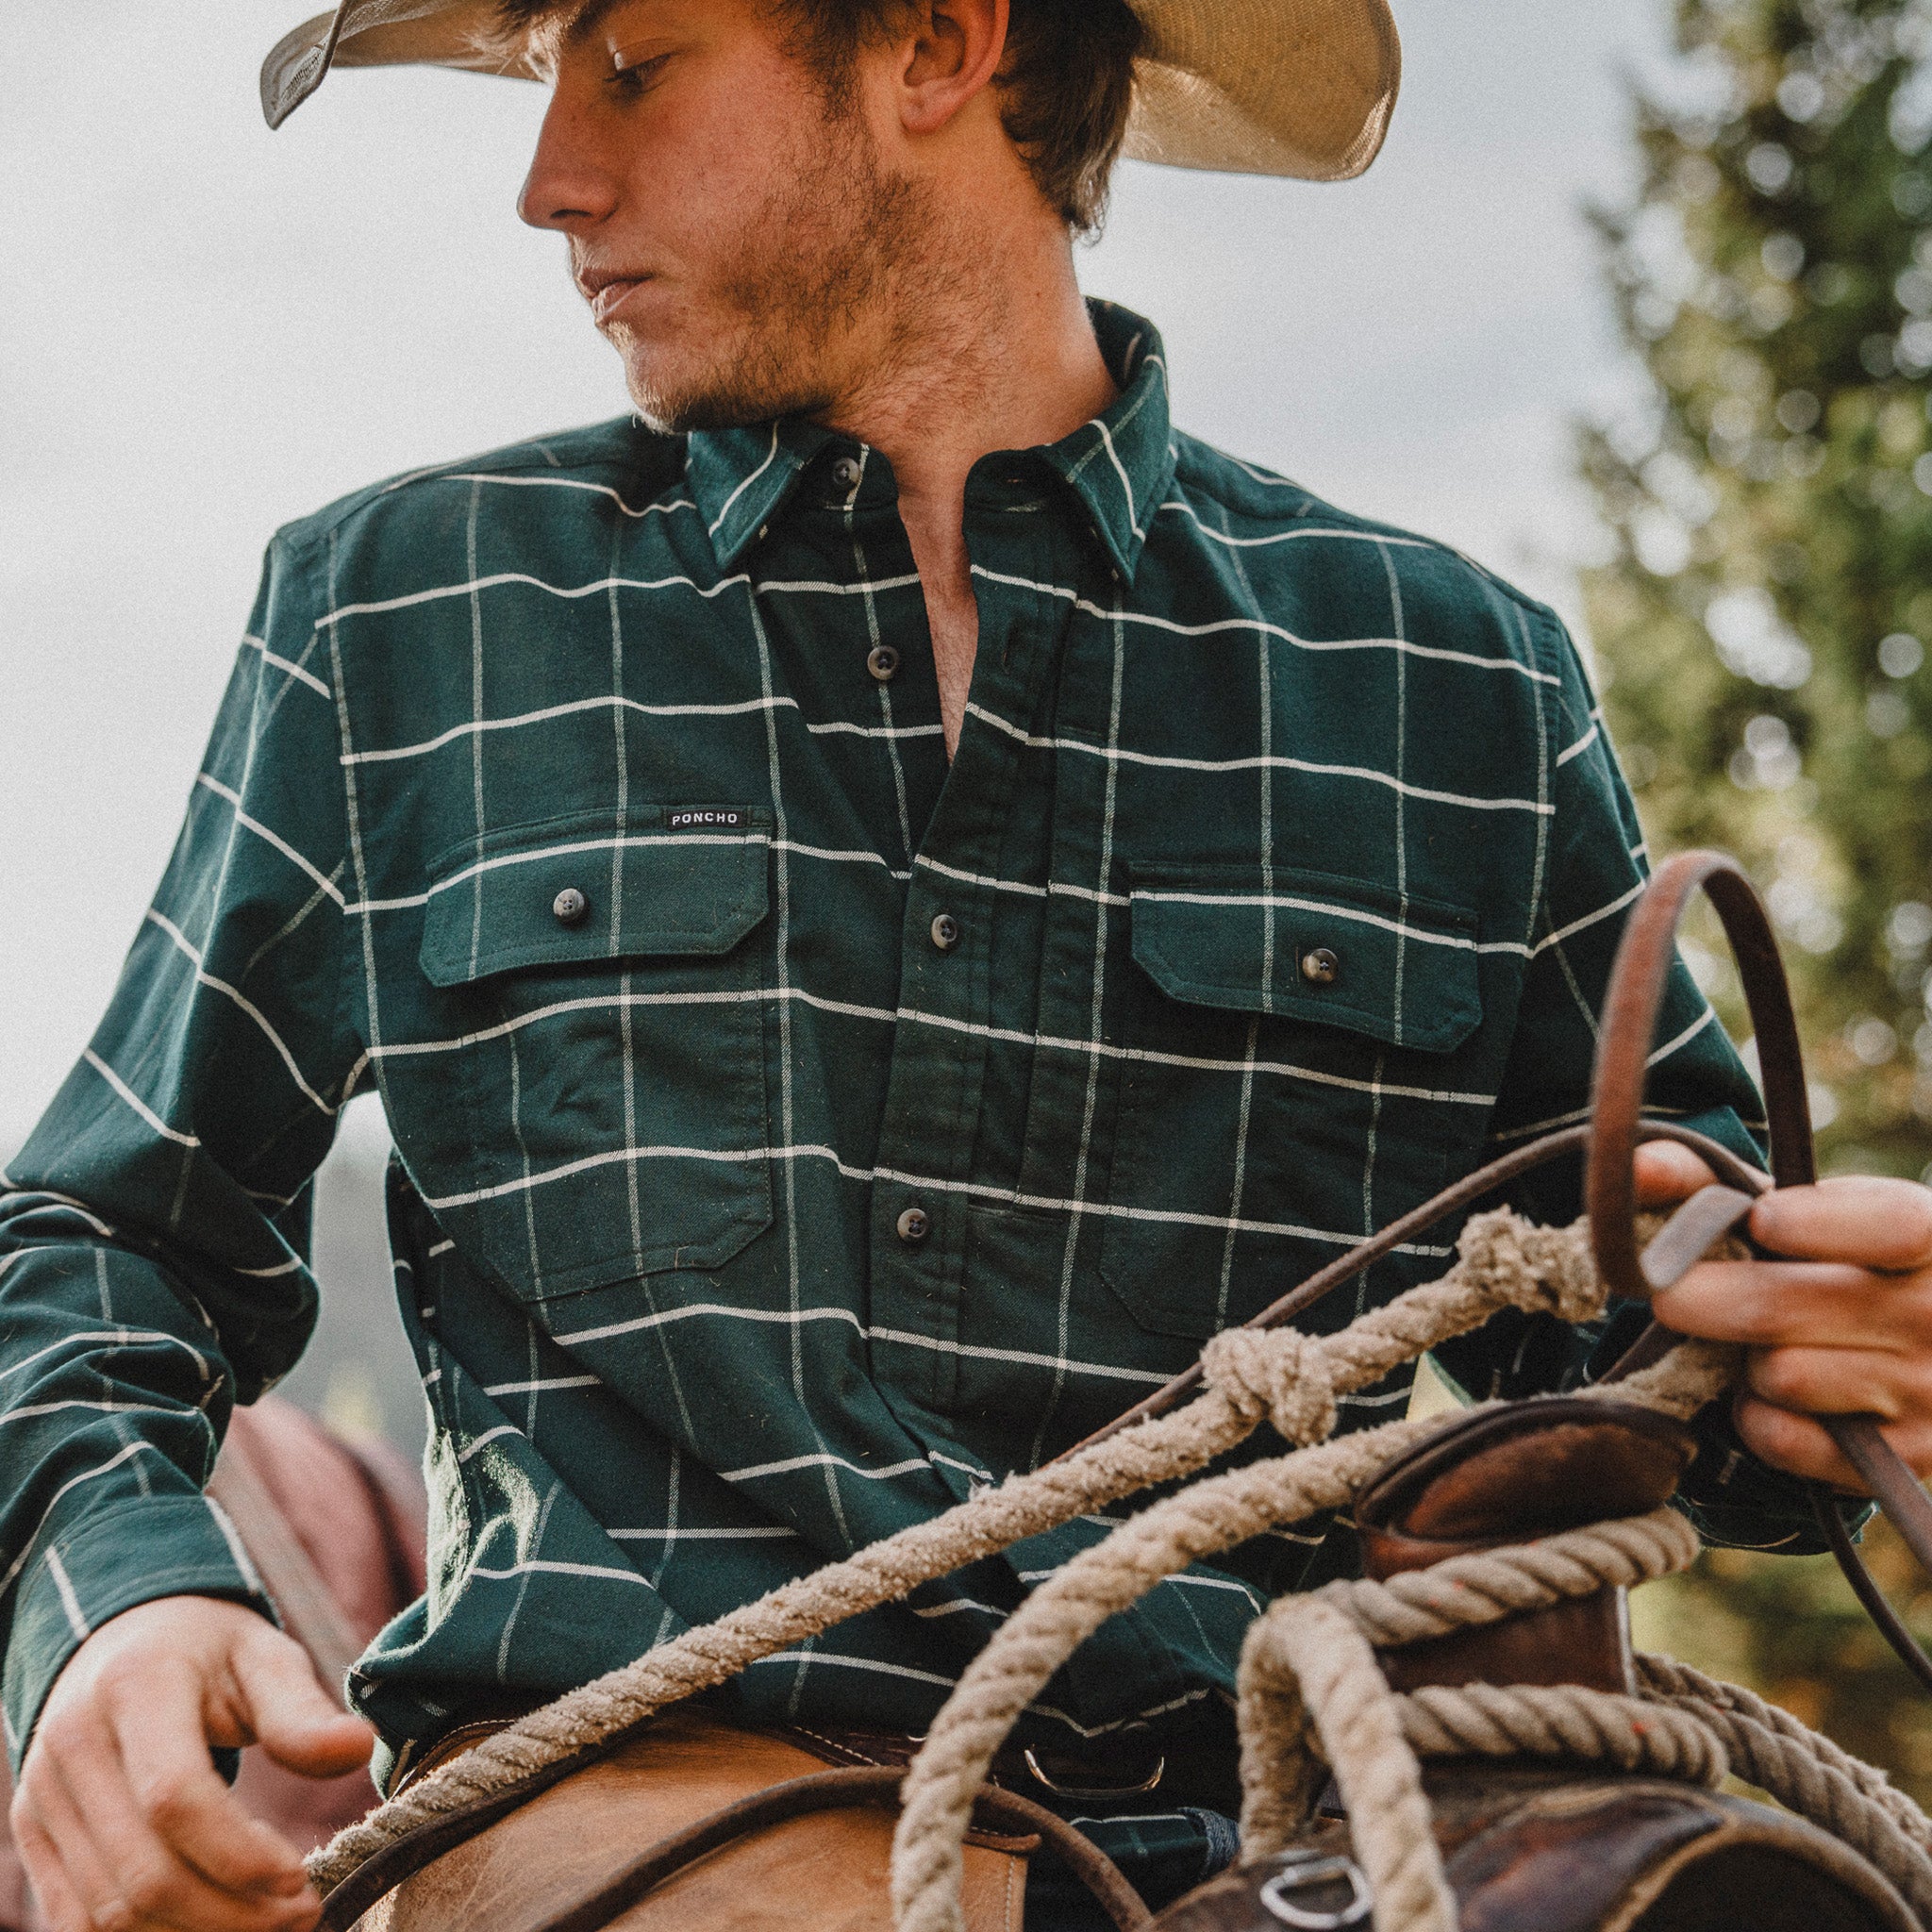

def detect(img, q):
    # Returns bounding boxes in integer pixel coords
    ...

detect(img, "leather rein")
[1059,850,1932,1692]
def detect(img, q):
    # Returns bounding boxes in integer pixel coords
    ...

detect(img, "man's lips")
[576,269,653,325]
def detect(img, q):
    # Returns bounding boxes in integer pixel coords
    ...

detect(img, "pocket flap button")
[1300,946,1340,987]
[553,888,590,926]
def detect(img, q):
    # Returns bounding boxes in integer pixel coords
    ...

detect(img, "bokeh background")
[7,0,1932,1797]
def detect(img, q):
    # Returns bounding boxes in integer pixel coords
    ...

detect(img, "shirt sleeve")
[1428,608,1842,1553]
[0,532,365,1767]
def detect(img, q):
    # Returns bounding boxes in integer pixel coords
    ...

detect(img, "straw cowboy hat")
[260,0,1400,181]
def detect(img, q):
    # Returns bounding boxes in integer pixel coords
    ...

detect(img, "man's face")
[520,0,936,432]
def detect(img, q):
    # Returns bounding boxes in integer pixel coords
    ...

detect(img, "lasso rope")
[885,1317,1734,1932]
[309,1207,1614,1895]
[309,1205,1932,1932]
[889,1357,1932,1932]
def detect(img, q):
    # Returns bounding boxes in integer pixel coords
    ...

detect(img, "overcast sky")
[1,1,1671,1153]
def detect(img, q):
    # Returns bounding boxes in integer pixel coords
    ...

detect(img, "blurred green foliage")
[1586,0,1932,1798]
[1583,0,1932,1177]
[1636,1517,1932,1803]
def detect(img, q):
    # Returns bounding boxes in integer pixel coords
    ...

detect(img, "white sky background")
[0,1,1671,1153]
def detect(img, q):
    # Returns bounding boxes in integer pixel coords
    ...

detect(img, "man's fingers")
[45,1724,315,1932]
[1744,1344,1932,1426]
[13,1769,129,1932]
[1751,1175,1932,1274]
[225,1621,375,1779]
[1633,1140,1722,1208]
[9,1800,92,1932]
[1651,1257,1932,1352]
[107,1658,316,1899]
[1731,1396,1932,1491]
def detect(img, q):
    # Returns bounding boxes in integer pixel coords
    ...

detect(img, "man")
[7,1,1932,1927]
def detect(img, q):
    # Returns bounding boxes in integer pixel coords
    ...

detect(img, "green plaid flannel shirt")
[0,305,1810,1815]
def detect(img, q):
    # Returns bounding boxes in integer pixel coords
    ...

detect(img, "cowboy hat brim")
[262,0,1398,181]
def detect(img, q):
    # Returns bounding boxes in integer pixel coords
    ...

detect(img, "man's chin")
[622,356,830,438]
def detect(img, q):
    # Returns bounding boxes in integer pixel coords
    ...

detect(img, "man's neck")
[812,219,1119,758]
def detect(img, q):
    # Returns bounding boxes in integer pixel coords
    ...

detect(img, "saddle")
[334,1397,1921,1932]
[1145,1397,1920,1932]
[337,1708,1141,1931]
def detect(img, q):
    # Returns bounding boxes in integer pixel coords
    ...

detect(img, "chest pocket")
[1101,863,1484,1341]
[417,809,774,1306]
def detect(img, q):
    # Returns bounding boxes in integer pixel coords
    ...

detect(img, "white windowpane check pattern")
[0,305,1797,1799]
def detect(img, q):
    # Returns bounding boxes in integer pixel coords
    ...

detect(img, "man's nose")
[518,90,617,231]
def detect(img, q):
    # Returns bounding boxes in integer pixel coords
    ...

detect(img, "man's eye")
[605,51,669,96]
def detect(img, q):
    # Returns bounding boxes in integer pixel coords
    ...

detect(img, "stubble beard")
[615,102,941,436]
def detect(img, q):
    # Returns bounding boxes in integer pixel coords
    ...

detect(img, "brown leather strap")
[525,1767,1151,1932]
[206,1427,362,1703]
[1587,850,1932,1694]
[1585,850,1813,1301]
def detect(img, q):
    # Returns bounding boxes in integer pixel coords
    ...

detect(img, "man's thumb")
[231,1624,376,1777]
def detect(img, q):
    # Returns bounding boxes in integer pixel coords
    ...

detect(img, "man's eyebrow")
[559,0,640,45]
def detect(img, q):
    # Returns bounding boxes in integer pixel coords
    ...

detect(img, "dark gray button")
[896,1206,931,1245]
[553,888,590,926]
[832,456,863,491]
[931,912,960,952]
[1300,947,1340,987]
[868,644,901,682]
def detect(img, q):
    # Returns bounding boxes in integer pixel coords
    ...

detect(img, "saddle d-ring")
[1588,850,1932,1693]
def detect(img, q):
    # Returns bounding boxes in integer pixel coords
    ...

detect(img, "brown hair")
[768,0,1144,233]
[503,0,1142,232]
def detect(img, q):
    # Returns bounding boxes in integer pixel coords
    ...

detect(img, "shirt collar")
[1037,301,1176,581]
[685,301,1176,580]
[686,417,838,573]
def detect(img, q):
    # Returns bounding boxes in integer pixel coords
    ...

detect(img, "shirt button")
[896,1206,931,1245]
[930,912,960,952]
[868,644,901,682]
[832,456,863,491]
[1300,946,1341,986]
[553,888,590,926]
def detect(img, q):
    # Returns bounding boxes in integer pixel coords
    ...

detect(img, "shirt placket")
[864,465,1084,1428]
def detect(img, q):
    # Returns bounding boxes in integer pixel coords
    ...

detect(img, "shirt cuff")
[1675,1399,1873,1555]
[4,1496,275,1774]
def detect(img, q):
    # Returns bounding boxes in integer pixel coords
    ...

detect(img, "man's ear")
[897,0,1009,137]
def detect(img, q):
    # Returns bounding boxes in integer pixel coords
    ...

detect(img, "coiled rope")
[887,1339,1932,1932]
[308,1206,1932,1932]
[308,1207,1624,1895]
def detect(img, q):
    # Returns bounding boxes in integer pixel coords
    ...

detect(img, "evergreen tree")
[1583,0,1932,1178]
[1587,0,1932,1794]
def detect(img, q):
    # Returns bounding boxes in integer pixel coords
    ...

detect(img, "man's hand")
[1636,1140,1932,1492]
[10,1595,375,1932]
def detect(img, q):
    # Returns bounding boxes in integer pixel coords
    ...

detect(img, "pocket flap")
[422,809,771,987]
[1127,863,1482,1054]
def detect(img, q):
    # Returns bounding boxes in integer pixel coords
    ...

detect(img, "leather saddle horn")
[1146,1398,1920,1932]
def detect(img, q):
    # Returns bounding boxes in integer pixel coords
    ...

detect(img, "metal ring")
[1257,1852,1374,1928]
[1020,1747,1164,1799]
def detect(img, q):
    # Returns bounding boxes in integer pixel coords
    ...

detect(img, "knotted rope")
[309,1208,1615,1894]
[892,1414,1932,1932]
[310,1203,1932,1932]
[885,1231,1734,1932]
